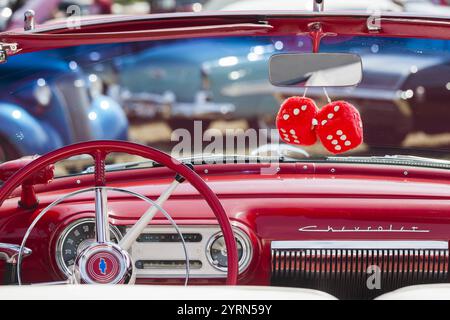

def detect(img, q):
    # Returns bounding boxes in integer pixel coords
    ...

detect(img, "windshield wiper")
[326,155,450,169]
[82,154,289,174]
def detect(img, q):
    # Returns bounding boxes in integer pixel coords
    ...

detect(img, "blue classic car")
[0,50,128,161]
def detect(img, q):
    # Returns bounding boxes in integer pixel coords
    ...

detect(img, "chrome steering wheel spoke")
[94,187,110,244]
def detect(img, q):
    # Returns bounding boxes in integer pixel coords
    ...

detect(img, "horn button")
[75,243,133,284]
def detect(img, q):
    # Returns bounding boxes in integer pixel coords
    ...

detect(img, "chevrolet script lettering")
[298,225,430,233]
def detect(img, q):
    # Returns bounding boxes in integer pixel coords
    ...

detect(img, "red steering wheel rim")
[0,140,238,285]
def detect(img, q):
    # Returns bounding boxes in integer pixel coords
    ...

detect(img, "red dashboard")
[0,161,449,298]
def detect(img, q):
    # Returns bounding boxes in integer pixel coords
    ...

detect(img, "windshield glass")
[0,34,449,175]
[201,0,450,16]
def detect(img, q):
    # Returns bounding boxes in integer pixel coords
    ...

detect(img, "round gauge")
[210,236,243,268]
[56,219,122,277]
[206,229,252,272]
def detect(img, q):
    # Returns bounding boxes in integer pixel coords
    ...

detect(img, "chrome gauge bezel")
[205,227,252,273]
[55,218,122,277]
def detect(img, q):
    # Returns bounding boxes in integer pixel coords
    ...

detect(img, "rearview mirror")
[269,53,362,87]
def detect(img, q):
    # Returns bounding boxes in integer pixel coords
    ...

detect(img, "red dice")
[276,96,319,146]
[316,100,363,154]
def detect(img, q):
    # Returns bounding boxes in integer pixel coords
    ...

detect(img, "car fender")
[0,103,62,156]
[90,95,128,140]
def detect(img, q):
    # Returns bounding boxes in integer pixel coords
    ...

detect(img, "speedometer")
[56,219,122,276]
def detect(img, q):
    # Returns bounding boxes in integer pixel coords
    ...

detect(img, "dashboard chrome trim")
[271,240,449,250]
[129,225,253,279]
[0,243,32,263]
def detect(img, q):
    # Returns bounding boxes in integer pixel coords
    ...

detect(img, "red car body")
[0,12,449,299]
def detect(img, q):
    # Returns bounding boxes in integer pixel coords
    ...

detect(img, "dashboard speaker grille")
[271,242,449,299]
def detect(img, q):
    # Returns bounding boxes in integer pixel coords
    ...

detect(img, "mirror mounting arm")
[299,22,337,53]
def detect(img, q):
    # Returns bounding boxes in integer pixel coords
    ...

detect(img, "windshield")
[0,34,449,175]
[201,0,450,16]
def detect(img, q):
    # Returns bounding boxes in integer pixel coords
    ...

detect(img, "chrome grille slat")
[271,241,449,300]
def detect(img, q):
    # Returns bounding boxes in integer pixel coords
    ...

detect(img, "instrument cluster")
[56,220,253,278]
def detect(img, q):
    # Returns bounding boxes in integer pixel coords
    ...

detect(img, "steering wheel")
[0,140,238,285]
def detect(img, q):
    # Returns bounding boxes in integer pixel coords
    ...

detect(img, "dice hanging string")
[322,87,332,104]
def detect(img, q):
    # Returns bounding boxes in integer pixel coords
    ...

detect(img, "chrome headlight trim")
[55,218,122,278]
[33,78,52,106]
[205,227,252,273]
[88,73,104,98]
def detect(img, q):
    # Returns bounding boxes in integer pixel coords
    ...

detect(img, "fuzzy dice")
[315,100,363,154]
[276,96,319,146]
[276,97,363,154]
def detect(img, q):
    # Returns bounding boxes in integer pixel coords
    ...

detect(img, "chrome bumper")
[121,90,236,120]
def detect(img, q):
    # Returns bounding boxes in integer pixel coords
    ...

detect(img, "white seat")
[0,285,337,300]
[376,284,450,300]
